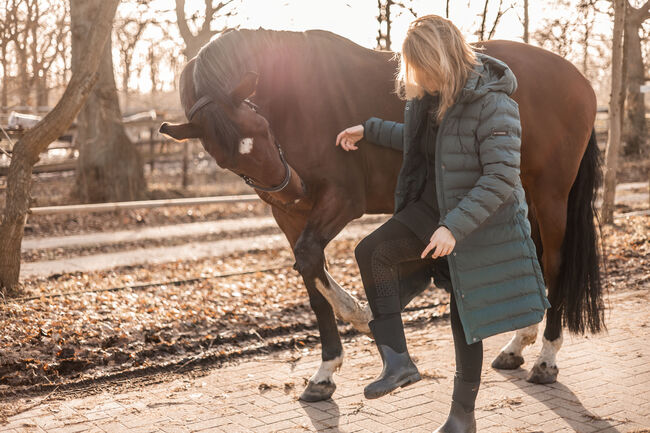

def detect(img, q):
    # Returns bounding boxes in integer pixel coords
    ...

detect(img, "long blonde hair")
[395,15,479,122]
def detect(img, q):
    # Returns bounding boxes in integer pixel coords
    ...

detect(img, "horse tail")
[556,129,605,334]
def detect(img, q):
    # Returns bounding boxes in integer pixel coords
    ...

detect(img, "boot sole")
[399,371,422,388]
[364,372,422,399]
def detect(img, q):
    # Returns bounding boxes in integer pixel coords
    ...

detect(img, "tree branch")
[175,0,195,42]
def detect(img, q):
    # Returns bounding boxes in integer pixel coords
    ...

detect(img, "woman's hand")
[421,226,456,259]
[335,124,364,151]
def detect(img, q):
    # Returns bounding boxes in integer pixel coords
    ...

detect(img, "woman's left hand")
[421,226,456,259]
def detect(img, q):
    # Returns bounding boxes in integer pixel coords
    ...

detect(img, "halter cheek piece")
[187,96,292,193]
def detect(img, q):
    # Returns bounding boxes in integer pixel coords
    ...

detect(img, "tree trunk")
[581,6,591,76]
[17,45,30,107]
[149,45,157,96]
[1,52,7,114]
[602,0,627,224]
[36,75,49,108]
[523,0,529,43]
[175,0,216,59]
[479,0,489,41]
[0,0,119,293]
[122,59,130,111]
[622,2,649,156]
[376,0,392,51]
[73,23,146,203]
[175,0,237,59]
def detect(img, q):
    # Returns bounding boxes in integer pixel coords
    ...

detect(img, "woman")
[335,15,550,433]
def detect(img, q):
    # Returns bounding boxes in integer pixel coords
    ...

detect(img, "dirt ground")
[0,214,647,402]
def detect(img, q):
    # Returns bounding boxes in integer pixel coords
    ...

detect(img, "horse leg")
[528,311,563,384]
[271,199,365,402]
[292,188,371,333]
[491,324,539,370]
[492,199,543,370]
[526,189,567,384]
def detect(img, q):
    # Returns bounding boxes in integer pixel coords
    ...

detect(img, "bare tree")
[12,0,33,107]
[523,0,529,42]
[578,2,595,75]
[148,42,159,96]
[602,0,627,224]
[0,0,119,293]
[73,9,146,203]
[477,0,511,41]
[533,0,577,58]
[622,0,649,156]
[376,0,417,51]
[1,0,69,110]
[175,0,238,59]
[30,1,68,109]
[0,1,19,113]
[115,14,150,104]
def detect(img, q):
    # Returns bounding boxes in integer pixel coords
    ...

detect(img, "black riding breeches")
[354,217,483,383]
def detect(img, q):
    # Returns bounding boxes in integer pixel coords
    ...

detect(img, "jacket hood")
[457,52,517,103]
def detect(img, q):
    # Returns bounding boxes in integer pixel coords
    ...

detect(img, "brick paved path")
[2,289,648,433]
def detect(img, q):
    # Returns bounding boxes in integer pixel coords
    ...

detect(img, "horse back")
[480,40,597,190]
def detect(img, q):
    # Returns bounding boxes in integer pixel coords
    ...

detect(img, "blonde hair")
[395,15,479,122]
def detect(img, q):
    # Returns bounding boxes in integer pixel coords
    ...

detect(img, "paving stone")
[2,289,649,432]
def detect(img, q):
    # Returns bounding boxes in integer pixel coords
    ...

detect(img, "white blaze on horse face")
[239,137,254,154]
[309,354,343,384]
[535,333,563,367]
[500,323,539,357]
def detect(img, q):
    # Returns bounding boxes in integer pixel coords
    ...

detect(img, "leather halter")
[186,96,292,193]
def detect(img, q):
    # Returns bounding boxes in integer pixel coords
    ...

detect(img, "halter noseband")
[187,96,292,193]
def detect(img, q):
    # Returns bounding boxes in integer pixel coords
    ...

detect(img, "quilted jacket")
[363,53,550,344]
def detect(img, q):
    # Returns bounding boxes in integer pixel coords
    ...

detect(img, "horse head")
[160,56,306,205]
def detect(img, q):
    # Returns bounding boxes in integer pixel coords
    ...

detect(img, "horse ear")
[159,122,201,141]
[230,71,258,106]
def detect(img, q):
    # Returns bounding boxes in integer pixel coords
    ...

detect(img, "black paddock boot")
[434,375,479,433]
[364,315,421,399]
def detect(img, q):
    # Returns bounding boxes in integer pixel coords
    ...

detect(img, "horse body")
[160,29,603,400]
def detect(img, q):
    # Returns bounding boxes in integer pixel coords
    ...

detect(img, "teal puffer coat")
[363,53,550,344]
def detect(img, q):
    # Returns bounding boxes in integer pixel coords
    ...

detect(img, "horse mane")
[184,28,371,163]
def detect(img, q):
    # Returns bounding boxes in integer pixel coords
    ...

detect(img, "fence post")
[149,126,155,173]
[182,140,189,189]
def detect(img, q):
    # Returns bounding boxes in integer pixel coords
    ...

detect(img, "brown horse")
[160,29,603,402]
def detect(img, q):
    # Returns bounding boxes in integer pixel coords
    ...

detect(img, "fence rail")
[28,194,261,215]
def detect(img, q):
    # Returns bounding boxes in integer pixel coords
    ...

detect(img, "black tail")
[554,129,605,334]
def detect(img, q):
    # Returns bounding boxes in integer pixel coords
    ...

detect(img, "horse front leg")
[271,198,367,402]
[292,189,372,334]
[290,190,371,400]
[299,268,344,402]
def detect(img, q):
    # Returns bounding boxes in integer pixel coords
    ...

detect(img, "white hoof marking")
[501,323,539,357]
[534,334,563,368]
[309,355,343,384]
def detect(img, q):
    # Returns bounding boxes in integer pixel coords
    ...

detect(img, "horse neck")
[252,32,395,135]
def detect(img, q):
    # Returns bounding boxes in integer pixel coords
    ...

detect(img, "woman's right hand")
[335,124,364,151]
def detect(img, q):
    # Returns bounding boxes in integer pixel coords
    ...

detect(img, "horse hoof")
[527,362,558,384]
[491,351,524,370]
[299,380,336,402]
